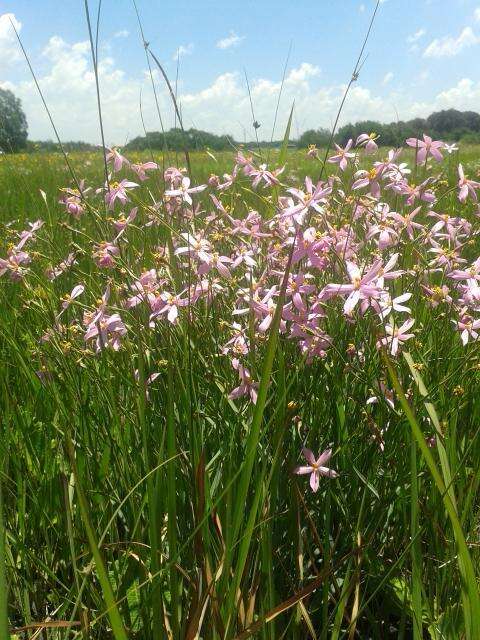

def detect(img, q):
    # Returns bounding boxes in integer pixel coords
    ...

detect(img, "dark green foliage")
[0,88,28,153]
[26,140,100,153]
[297,127,331,148]
[333,110,480,148]
[125,127,236,151]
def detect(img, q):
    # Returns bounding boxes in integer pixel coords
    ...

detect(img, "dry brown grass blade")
[232,565,333,640]
[12,621,81,632]
[348,531,362,640]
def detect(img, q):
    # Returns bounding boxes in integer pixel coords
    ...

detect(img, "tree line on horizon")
[28,109,480,154]
[2,86,480,153]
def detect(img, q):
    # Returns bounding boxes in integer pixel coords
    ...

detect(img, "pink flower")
[228,359,258,404]
[16,219,44,249]
[294,447,338,492]
[377,318,415,356]
[249,164,284,189]
[366,382,395,410]
[366,221,398,250]
[0,249,31,281]
[84,313,127,353]
[198,253,234,279]
[327,139,354,171]
[352,167,383,198]
[105,179,139,210]
[125,269,160,309]
[283,177,332,223]
[165,176,206,205]
[449,258,480,281]
[46,252,77,281]
[391,178,436,206]
[322,260,383,315]
[454,312,480,345]
[406,134,444,164]
[61,284,85,310]
[377,292,412,319]
[457,164,480,203]
[113,207,138,237]
[388,207,423,239]
[93,242,120,268]
[106,147,129,172]
[217,167,238,191]
[356,132,379,154]
[131,161,158,181]
[164,166,185,187]
[292,227,330,268]
[174,232,212,263]
[150,291,189,324]
[235,150,254,175]
[59,186,86,219]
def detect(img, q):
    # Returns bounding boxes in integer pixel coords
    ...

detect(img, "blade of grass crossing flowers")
[0,477,9,640]
[404,353,456,510]
[383,353,480,639]
[166,361,180,636]
[278,102,295,168]
[331,559,353,640]
[225,111,297,583]
[64,436,128,640]
[410,440,423,640]
[225,402,293,637]
[271,101,294,209]
[136,336,165,639]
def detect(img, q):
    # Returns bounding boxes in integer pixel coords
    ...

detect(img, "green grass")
[0,144,480,638]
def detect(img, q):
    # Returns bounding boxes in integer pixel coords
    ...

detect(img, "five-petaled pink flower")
[165,176,207,205]
[131,161,158,181]
[457,164,480,203]
[356,132,379,154]
[406,134,444,164]
[294,447,338,492]
[328,139,355,171]
[377,318,415,356]
[105,179,139,210]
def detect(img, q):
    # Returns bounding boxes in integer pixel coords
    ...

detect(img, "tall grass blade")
[0,477,9,640]
[410,440,423,640]
[64,436,128,640]
[383,352,480,638]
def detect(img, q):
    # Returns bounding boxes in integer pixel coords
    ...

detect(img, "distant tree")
[0,88,28,152]
[337,120,384,146]
[125,127,235,152]
[461,111,480,132]
[297,128,331,148]
[26,139,99,153]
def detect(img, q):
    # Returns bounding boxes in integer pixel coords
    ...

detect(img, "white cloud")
[423,27,479,58]
[286,62,320,85]
[475,7,480,22]
[5,35,162,144]
[407,28,426,43]
[5,28,480,146]
[173,43,194,60]
[114,29,129,38]
[216,31,244,50]
[383,71,394,84]
[434,77,480,109]
[0,13,22,71]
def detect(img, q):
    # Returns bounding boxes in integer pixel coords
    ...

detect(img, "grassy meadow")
[1,141,480,640]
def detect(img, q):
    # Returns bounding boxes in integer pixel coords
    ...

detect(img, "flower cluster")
[4,135,480,490]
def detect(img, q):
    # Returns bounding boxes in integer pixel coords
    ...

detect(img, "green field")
[1,143,480,639]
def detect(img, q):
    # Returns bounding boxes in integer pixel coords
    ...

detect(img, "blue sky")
[1,0,480,143]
